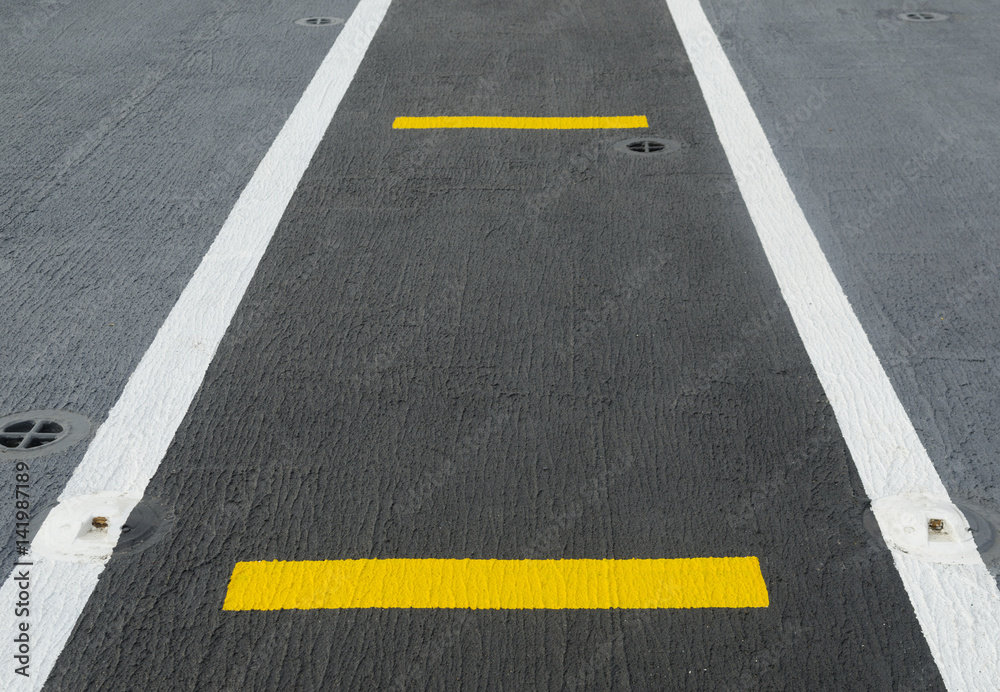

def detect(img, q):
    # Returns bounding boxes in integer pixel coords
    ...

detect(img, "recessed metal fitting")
[30,493,173,562]
[293,17,345,26]
[116,497,173,554]
[0,410,91,459]
[897,11,950,21]
[864,495,996,564]
[613,137,681,157]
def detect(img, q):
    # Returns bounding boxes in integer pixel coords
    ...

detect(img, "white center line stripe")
[0,0,393,688]
[663,0,1000,688]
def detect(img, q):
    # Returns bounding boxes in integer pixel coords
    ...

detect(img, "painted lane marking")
[663,0,1000,687]
[222,558,769,610]
[392,115,649,129]
[0,0,395,688]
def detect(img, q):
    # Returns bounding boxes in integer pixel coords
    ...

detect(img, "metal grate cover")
[0,410,91,459]
[897,11,950,21]
[294,17,345,26]
[613,137,681,157]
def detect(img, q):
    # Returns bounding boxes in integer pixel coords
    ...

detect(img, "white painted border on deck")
[663,0,1000,688]
[0,0,394,688]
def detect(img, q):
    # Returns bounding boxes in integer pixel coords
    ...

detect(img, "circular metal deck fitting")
[0,410,91,459]
[117,497,174,554]
[864,496,996,563]
[897,11,949,21]
[613,137,681,157]
[293,17,345,26]
[30,494,174,561]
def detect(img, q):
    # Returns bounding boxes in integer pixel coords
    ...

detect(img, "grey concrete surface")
[0,0,359,572]
[700,0,1000,580]
[39,0,945,689]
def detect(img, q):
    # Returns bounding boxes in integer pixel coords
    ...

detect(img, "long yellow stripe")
[223,558,768,610]
[392,116,649,129]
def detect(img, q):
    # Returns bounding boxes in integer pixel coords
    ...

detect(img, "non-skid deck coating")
[4,0,999,688]
[33,0,944,689]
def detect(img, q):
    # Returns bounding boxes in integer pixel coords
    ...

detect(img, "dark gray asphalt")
[0,0,358,573]
[33,0,947,689]
[700,0,1000,577]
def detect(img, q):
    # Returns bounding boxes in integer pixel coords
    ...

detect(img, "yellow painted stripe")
[223,558,768,610]
[392,116,649,130]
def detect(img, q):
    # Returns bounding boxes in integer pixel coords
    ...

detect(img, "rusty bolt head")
[928,518,945,533]
[91,516,109,530]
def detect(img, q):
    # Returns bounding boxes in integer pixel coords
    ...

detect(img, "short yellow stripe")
[392,116,649,130]
[222,558,768,610]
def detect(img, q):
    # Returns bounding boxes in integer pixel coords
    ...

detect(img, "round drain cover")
[613,137,681,157]
[293,16,345,26]
[897,11,949,21]
[0,410,91,459]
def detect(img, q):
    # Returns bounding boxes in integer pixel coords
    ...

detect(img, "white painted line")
[0,0,393,687]
[663,0,1000,687]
